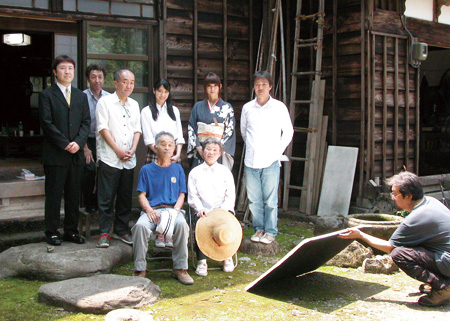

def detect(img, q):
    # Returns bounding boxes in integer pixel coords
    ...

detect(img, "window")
[86,22,153,108]
[404,0,450,24]
[0,0,49,9]
[404,0,434,21]
[63,0,154,18]
[438,5,450,25]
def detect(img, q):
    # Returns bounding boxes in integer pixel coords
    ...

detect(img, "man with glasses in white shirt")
[95,68,141,248]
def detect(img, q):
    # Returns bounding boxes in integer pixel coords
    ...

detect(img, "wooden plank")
[404,46,410,171]
[223,0,228,101]
[312,115,329,213]
[358,0,366,200]
[332,0,338,145]
[194,0,199,103]
[227,16,250,40]
[382,36,388,179]
[415,59,420,174]
[160,0,168,79]
[373,10,450,49]
[394,37,399,175]
[166,9,194,35]
[370,33,376,180]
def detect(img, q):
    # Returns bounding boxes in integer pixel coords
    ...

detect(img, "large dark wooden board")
[245,227,371,292]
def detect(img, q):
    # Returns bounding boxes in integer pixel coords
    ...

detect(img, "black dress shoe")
[46,235,62,246]
[63,233,85,244]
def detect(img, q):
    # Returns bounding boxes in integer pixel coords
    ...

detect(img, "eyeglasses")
[390,192,402,199]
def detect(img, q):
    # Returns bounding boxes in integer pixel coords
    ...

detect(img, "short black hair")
[52,55,75,71]
[252,70,273,87]
[85,64,106,78]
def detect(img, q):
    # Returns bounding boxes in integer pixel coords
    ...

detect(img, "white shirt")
[141,103,185,146]
[188,162,235,213]
[241,96,294,168]
[56,81,70,100]
[96,92,142,169]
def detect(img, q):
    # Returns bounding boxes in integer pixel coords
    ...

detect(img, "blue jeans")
[245,161,280,236]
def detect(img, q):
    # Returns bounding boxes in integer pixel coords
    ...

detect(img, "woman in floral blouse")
[188,72,236,170]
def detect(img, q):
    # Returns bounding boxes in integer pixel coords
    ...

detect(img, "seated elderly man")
[131,131,193,285]
[339,171,450,307]
[188,137,236,276]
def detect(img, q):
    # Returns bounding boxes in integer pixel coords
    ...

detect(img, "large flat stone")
[317,146,358,216]
[0,239,132,281]
[38,274,161,314]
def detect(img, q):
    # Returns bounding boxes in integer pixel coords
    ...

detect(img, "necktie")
[66,87,71,106]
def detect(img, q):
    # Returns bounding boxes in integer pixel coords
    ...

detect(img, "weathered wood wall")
[161,0,259,173]
[321,0,419,199]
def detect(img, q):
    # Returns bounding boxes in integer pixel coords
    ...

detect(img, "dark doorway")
[419,46,450,175]
[0,31,52,159]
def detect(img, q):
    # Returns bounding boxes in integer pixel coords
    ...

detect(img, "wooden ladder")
[282,0,326,214]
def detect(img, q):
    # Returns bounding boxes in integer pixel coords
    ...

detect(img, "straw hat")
[195,208,243,261]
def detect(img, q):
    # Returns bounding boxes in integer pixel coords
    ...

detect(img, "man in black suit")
[39,55,90,246]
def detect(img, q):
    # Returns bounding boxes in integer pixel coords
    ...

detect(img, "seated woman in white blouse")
[141,79,185,247]
[188,138,236,276]
[141,79,185,164]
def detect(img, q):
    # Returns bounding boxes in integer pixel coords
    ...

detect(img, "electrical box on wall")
[412,42,428,61]
[410,42,428,68]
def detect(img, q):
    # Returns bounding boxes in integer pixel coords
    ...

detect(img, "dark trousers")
[82,137,97,211]
[97,160,133,235]
[44,163,82,236]
[391,246,450,290]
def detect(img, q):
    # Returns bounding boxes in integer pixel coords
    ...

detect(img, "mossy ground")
[1,218,449,320]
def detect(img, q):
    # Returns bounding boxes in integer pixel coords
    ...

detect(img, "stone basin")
[344,213,404,241]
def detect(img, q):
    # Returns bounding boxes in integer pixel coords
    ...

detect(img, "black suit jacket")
[39,84,90,166]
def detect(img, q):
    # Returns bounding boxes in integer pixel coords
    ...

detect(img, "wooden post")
[193,0,198,102]
[394,37,399,173]
[382,36,387,179]
[223,0,228,101]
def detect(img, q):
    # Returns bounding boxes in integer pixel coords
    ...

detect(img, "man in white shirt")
[241,71,293,245]
[95,68,141,248]
[188,137,236,275]
[82,64,110,213]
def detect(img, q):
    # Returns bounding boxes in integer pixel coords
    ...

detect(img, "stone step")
[0,208,141,252]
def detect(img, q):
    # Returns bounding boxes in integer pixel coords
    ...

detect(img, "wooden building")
[1,0,450,212]
[0,0,259,211]
[277,0,450,205]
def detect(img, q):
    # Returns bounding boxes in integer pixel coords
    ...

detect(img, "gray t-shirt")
[389,196,450,277]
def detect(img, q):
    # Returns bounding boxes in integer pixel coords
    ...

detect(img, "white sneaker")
[223,257,235,272]
[260,233,275,244]
[165,236,173,248]
[155,234,165,248]
[250,230,264,242]
[195,259,208,276]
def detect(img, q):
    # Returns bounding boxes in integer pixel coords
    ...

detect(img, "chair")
[188,207,238,271]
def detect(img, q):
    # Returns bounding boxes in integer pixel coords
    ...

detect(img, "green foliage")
[395,209,410,218]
